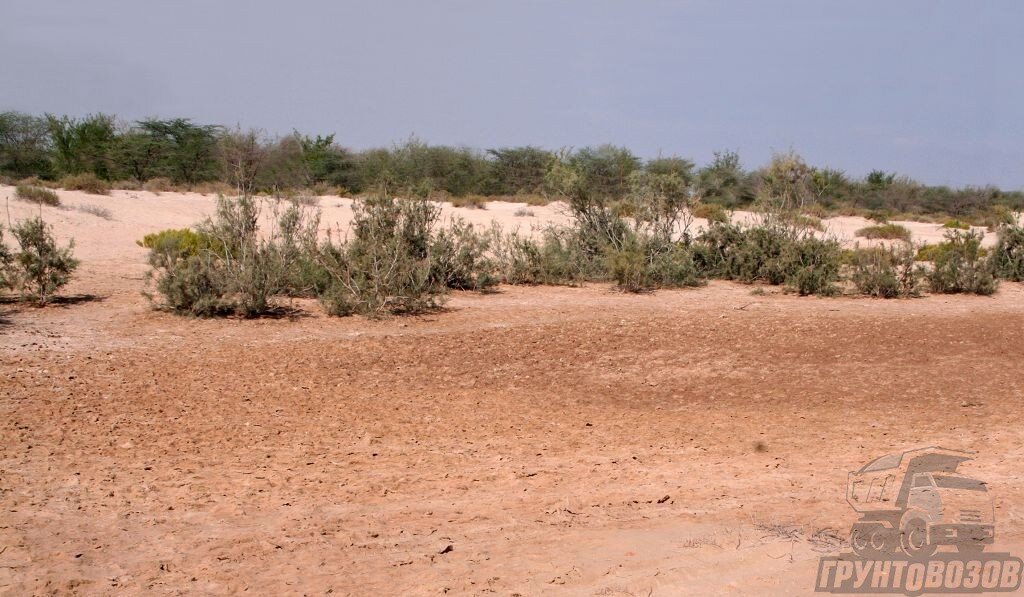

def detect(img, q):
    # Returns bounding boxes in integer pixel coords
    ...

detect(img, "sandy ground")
[1,186,1024,595]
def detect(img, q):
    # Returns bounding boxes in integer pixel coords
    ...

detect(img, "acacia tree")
[485,146,553,195]
[0,111,52,179]
[138,118,220,184]
[567,144,641,200]
[297,132,357,189]
[45,113,117,179]
[113,128,170,182]
[696,150,754,208]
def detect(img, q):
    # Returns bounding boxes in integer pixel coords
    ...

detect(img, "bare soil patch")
[2,186,1023,595]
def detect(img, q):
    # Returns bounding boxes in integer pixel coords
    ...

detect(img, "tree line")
[1,110,1022,221]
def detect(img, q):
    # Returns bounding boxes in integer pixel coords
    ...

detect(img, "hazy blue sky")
[2,0,1022,187]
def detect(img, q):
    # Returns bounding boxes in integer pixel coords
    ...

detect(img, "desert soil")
[1,186,1023,595]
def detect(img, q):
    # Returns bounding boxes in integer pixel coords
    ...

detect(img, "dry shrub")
[448,194,488,209]
[15,185,60,206]
[17,176,59,189]
[690,202,729,224]
[113,179,142,191]
[76,204,113,220]
[143,177,175,193]
[191,181,234,196]
[59,173,111,195]
[855,223,911,242]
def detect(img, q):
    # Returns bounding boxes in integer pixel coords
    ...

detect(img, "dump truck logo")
[815,447,1022,594]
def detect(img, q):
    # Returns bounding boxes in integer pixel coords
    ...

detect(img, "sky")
[2,0,1022,188]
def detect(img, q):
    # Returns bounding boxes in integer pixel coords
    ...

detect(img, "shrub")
[314,194,446,317]
[855,223,912,242]
[60,173,111,195]
[490,226,585,286]
[605,233,703,293]
[76,204,113,220]
[143,177,175,193]
[694,222,789,283]
[0,226,13,290]
[144,197,318,316]
[942,219,970,230]
[448,194,487,209]
[977,206,1018,231]
[926,230,997,295]
[693,221,841,295]
[428,218,496,291]
[691,202,729,224]
[191,181,234,196]
[915,241,988,262]
[517,194,552,206]
[914,243,945,262]
[786,213,824,232]
[513,207,534,217]
[7,217,79,304]
[16,176,58,189]
[138,228,221,257]
[849,244,922,298]
[866,210,891,223]
[779,236,841,296]
[990,224,1024,281]
[15,185,60,206]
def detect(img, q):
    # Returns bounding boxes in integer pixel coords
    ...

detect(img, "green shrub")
[490,226,585,286]
[914,243,946,262]
[0,227,13,291]
[855,223,912,242]
[145,196,318,316]
[429,218,496,291]
[694,222,789,284]
[15,184,60,206]
[7,217,79,305]
[59,173,110,195]
[915,241,988,262]
[490,228,542,284]
[779,236,841,296]
[849,244,922,298]
[315,194,446,317]
[138,228,221,257]
[691,202,729,224]
[942,219,970,230]
[605,233,703,293]
[693,222,840,295]
[926,230,997,295]
[990,224,1024,281]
